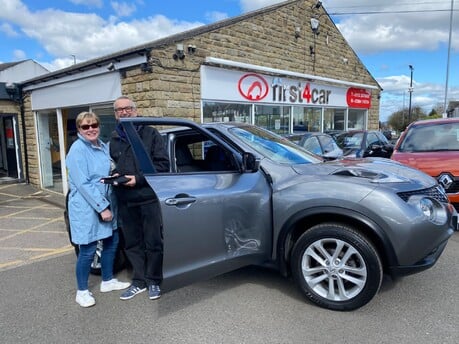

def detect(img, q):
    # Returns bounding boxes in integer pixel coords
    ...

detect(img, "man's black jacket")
[110,124,170,203]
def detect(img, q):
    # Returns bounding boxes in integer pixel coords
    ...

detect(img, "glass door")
[37,111,58,190]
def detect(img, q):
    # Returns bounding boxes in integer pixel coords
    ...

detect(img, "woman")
[66,111,129,307]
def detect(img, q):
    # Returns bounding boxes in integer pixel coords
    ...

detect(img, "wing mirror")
[242,152,260,172]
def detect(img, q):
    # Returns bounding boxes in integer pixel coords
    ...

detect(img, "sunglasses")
[80,123,99,130]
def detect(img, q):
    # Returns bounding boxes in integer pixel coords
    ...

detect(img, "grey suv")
[111,118,456,311]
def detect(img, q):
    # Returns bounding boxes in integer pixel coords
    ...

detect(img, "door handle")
[165,197,196,206]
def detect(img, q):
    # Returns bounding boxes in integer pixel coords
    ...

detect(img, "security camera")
[107,62,115,71]
[5,82,17,96]
[173,52,185,60]
[5,82,16,91]
[173,43,186,60]
[4,82,19,101]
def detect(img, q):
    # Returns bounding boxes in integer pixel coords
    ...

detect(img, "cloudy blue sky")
[0,0,457,121]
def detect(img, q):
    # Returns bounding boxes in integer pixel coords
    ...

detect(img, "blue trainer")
[120,285,146,300]
[148,285,161,300]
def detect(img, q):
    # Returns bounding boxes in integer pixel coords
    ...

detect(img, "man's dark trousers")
[119,200,163,288]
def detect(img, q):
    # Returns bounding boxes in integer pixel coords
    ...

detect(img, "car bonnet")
[291,157,436,187]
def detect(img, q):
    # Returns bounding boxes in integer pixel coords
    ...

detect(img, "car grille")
[397,185,448,203]
[437,178,459,194]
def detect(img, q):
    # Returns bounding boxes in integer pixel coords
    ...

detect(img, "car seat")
[175,144,202,172]
[205,145,230,171]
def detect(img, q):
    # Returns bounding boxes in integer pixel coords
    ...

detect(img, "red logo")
[346,87,371,109]
[237,73,269,101]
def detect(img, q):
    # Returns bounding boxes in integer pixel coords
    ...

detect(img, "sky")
[0,0,458,122]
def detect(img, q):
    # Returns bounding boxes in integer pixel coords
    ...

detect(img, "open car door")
[121,118,272,290]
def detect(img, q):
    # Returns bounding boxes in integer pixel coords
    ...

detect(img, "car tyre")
[291,223,383,311]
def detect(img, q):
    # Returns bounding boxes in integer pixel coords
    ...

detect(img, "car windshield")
[399,122,459,152]
[229,126,320,164]
[335,132,364,149]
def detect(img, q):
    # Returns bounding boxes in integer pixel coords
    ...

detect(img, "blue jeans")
[75,230,119,291]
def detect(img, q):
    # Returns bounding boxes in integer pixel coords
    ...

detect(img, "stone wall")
[120,0,380,127]
[21,94,39,186]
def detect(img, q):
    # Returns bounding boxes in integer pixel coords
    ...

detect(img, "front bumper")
[451,205,459,231]
[388,239,449,278]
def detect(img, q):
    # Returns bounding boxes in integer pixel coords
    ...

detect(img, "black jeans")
[119,200,163,288]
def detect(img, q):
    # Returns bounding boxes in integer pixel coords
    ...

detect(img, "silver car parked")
[117,117,456,311]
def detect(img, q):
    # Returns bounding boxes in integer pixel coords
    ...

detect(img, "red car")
[391,118,459,210]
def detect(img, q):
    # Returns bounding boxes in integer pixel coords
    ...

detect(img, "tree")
[387,106,427,132]
[428,104,444,118]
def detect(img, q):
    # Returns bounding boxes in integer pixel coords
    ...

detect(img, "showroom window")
[292,106,322,132]
[201,101,367,135]
[348,109,366,130]
[92,106,117,143]
[254,105,291,135]
[324,108,346,131]
[202,102,251,123]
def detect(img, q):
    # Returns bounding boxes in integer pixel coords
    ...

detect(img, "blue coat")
[66,134,117,245]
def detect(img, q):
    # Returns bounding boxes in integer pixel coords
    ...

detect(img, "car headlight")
[407,195,447,225]
[419,198,434,220]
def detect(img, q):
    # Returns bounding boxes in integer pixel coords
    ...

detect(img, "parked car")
[70,118,456,311]
[324,129,345,139]
[295,132,343,160]
[382,130,392,141]
[391,118,459,210]
[282,132,305,145]
[335,130,394,158]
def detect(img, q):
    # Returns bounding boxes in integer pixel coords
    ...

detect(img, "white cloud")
[322,0,458,54]
[68,0,103,7]
[13,49,26,60]
[0,23,19,37]
[240,0,285,13]
[205,11,229,23]
[111,1,136,17]
[377,74,459,120]
[0,1,203,70]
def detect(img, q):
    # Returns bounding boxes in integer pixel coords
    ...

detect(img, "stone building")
[447,101,459,117]
[18,0,381,194]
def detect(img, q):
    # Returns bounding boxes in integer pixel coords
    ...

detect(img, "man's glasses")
[80,123,99,130]
[114,106,134,113]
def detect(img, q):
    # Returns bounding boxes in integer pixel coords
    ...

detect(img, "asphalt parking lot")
[0,182,70,272]
[1,182,458,343]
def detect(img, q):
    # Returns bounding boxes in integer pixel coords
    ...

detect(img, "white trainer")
[100,278,131,293]
[76,290,95,308]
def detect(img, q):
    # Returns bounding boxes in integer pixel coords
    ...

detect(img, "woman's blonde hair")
[76,111,100,128]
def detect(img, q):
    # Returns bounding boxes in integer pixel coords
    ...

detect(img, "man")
[109,96,170,300]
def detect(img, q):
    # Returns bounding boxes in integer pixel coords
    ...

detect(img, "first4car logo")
[237,73,332,105]
[237,73,269,101]
[237,73,372,109]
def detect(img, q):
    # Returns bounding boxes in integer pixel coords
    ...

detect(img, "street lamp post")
[408,65,414,124]
[443,0,454,117]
